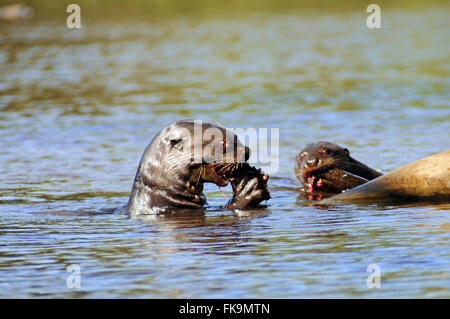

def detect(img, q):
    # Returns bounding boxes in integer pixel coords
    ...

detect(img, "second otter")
[295,141,382,194]
[295,142,450,204]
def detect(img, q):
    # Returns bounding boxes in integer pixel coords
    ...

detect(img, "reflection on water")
[0,6,449,298]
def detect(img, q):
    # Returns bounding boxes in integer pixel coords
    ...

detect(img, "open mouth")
[302,164,370,193]
[303,164,335,192]
[208,163,245,187]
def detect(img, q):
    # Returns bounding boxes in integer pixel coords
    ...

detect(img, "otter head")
[127,120,250,215]
[295,141,382,194]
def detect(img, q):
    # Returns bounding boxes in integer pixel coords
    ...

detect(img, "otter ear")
[343,148,350,155]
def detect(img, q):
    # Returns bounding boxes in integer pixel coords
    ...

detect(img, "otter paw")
[226,167,271,210]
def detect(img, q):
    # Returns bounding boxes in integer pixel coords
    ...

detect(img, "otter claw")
[226,166,270,210]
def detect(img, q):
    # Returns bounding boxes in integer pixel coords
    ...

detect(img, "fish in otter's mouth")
[193,161,270,209]
[211,163,245,186]
[201,162,251,187]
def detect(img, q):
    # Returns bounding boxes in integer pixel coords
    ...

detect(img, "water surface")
[0,7,449,298]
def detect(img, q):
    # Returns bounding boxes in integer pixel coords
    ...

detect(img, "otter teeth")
[306,175,324,192]
[307,176,315,192]
[316,178,323,187]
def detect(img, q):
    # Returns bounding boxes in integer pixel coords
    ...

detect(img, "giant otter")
[295,142,449,204]
[320,150,450,204]
[295,141,382,194]
[125,120,270,216]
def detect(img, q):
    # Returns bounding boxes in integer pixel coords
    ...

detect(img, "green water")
[0,4,449,298]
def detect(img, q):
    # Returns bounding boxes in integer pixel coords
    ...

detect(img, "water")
[0,7,449,298]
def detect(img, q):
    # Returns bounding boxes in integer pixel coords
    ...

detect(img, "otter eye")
[170,138,182,146]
